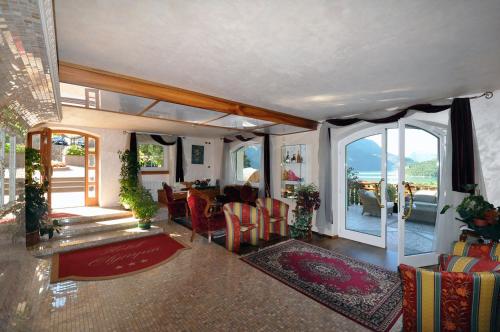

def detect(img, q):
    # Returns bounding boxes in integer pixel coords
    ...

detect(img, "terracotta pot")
[26,230,40,246]
[473,218,489,227]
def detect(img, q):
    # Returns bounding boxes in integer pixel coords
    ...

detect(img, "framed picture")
[191,145,204,164]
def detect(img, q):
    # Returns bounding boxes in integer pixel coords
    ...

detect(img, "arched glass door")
[339,120,446,266]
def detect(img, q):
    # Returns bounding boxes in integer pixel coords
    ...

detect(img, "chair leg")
[191,230,195,242]
[208,232,212,243]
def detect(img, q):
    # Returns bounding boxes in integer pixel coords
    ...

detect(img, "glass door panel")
[398,121,443,266]
[340,130,387,248]
[85,135,98,206]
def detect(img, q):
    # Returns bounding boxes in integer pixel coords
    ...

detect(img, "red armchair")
[256,198,289,240]
[222,202,261,253]
[187,191,226,242]
[162,182,188,222]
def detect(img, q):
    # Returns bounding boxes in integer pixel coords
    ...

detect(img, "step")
[53,210,134,226]
[50,186,85,193]
[57,216,140,237]
[51,180,85,186]
[29,225,165,257]
[51,177,85,183]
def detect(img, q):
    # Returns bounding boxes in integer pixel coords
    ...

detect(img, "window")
[1,130,19,209]
[139,144,165,169]
[233,144,261,184]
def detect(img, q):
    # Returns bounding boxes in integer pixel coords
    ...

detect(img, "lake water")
[357,171,437,185]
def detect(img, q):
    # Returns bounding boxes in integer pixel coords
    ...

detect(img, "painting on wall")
[191,145,205,165]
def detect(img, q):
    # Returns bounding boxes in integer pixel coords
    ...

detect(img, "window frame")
[230,142,262,186]
[0,129,17,210]
[138,143,168,171]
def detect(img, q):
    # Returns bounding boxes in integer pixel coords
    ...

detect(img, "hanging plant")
[290,184,321,240]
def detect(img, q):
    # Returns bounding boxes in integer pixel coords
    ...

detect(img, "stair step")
[51,181,85,186]
[51,177,85,182]
[53,210,134,225]
[50,187,85,193]
[29,226,165,257]
[57,217,139,237]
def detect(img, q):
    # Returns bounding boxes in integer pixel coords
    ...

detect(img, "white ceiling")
[55,0,500,121]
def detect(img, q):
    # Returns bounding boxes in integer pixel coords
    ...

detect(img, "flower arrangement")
[290,184,321,240]
[194,179,211,188]
[441,184,499,241]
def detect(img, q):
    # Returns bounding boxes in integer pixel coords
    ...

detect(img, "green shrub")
[25,147,48,233]
[118,150,140,209]
[5,143,25,154]
[130,186,158,223]
[66,145,85,156]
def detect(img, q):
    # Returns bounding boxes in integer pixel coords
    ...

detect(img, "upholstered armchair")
[222,202,261,253]
[399,241,500,331]
[187,191,225,242]
[162,182,188,222]
[256,197,289,240]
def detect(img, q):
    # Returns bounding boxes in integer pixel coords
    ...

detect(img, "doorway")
[28,129,99,210]
[338,119,446,267]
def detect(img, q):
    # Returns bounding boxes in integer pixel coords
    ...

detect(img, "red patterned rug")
[241,240,402,332]
[51,234,189,283]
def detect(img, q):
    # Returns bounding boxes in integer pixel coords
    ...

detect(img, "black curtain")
[129,132,139,186]
[264,134,271,197]
[175,137,184,182]
[151,134,177,146]
[450,98,475,193]
[326,104,451,126]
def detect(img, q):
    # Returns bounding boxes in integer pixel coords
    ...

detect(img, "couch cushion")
[452,241,500,261]
[439,254,500,272]
[399,264,500,332]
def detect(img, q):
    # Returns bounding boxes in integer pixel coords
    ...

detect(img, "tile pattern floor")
[5,220,403,331]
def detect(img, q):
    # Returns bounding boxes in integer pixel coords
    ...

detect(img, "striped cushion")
[399,264,500,332]
[452,241,500,261]
[439,254,500,272]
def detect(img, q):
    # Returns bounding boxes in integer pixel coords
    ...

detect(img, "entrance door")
[397,119,445,266]
[339,126,392,248]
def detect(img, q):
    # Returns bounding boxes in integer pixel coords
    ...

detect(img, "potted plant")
[290,184,321,240]
[25,147,48,246]
[130,186,158,230]
[118,149,140,210]
[441,184,500,241]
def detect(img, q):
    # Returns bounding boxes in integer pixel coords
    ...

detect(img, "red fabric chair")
[187,191,226,242]
[222,202,261,253]
[162,183,188,222]
[256,198,289,240]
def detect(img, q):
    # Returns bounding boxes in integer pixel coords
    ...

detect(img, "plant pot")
[26,230,40,246]
[138,221,151,230]
[122,202,131,210]
[473,218,489,227]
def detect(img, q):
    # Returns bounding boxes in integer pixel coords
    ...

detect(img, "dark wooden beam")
[59,62,318,130]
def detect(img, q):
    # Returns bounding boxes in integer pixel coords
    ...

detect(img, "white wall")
[181,137,223,185]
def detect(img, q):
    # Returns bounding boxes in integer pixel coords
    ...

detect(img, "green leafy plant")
[118,149,140,209]
[66,144,85,156]
[290,184,321,239]
[25,147,48,234]
[131,186,158,229]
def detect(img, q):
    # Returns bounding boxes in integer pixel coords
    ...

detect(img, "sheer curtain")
[315,123,334,232]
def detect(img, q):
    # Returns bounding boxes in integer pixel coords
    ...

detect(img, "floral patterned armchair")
[399,241,500,331]
[187,190,225,242]
[162,182,188,222]
[256,198,289,240]
[222,202,261,253]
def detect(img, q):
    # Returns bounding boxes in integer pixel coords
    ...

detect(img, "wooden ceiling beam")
[58,61,318,130]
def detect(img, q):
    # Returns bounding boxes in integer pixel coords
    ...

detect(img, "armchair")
[256,197,289,240]
[162,182,188,222]
[187,190,225,242]
[222,202,260,253]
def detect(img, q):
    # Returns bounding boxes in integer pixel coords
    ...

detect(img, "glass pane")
[88,154,96,167]
[345,134,385,237]
[255,124,309,135]
[144,101,224,123]
[234,145,261,183]
[207,115,274,129]
[88,185,96,198]
[88,138,96,153]
[403,126,439,256]
[386,129,399,251]
[31,133,41,150]
[139,144,164,168]
[88,169,96,183]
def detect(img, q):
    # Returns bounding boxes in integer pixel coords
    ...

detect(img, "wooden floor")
[310,235,399,271]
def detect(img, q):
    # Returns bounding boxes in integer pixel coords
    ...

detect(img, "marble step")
[57,216,140,237]
[30,225,164,257]
[53,210,134,226]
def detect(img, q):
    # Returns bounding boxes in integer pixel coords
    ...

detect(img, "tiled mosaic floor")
[4,220,402,331]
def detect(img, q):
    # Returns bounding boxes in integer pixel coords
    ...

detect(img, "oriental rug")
[241,240,402,332]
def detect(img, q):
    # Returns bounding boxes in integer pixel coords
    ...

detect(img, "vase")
[473,218,489,227]
[138,221,151,230]
[26,230,40,246]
